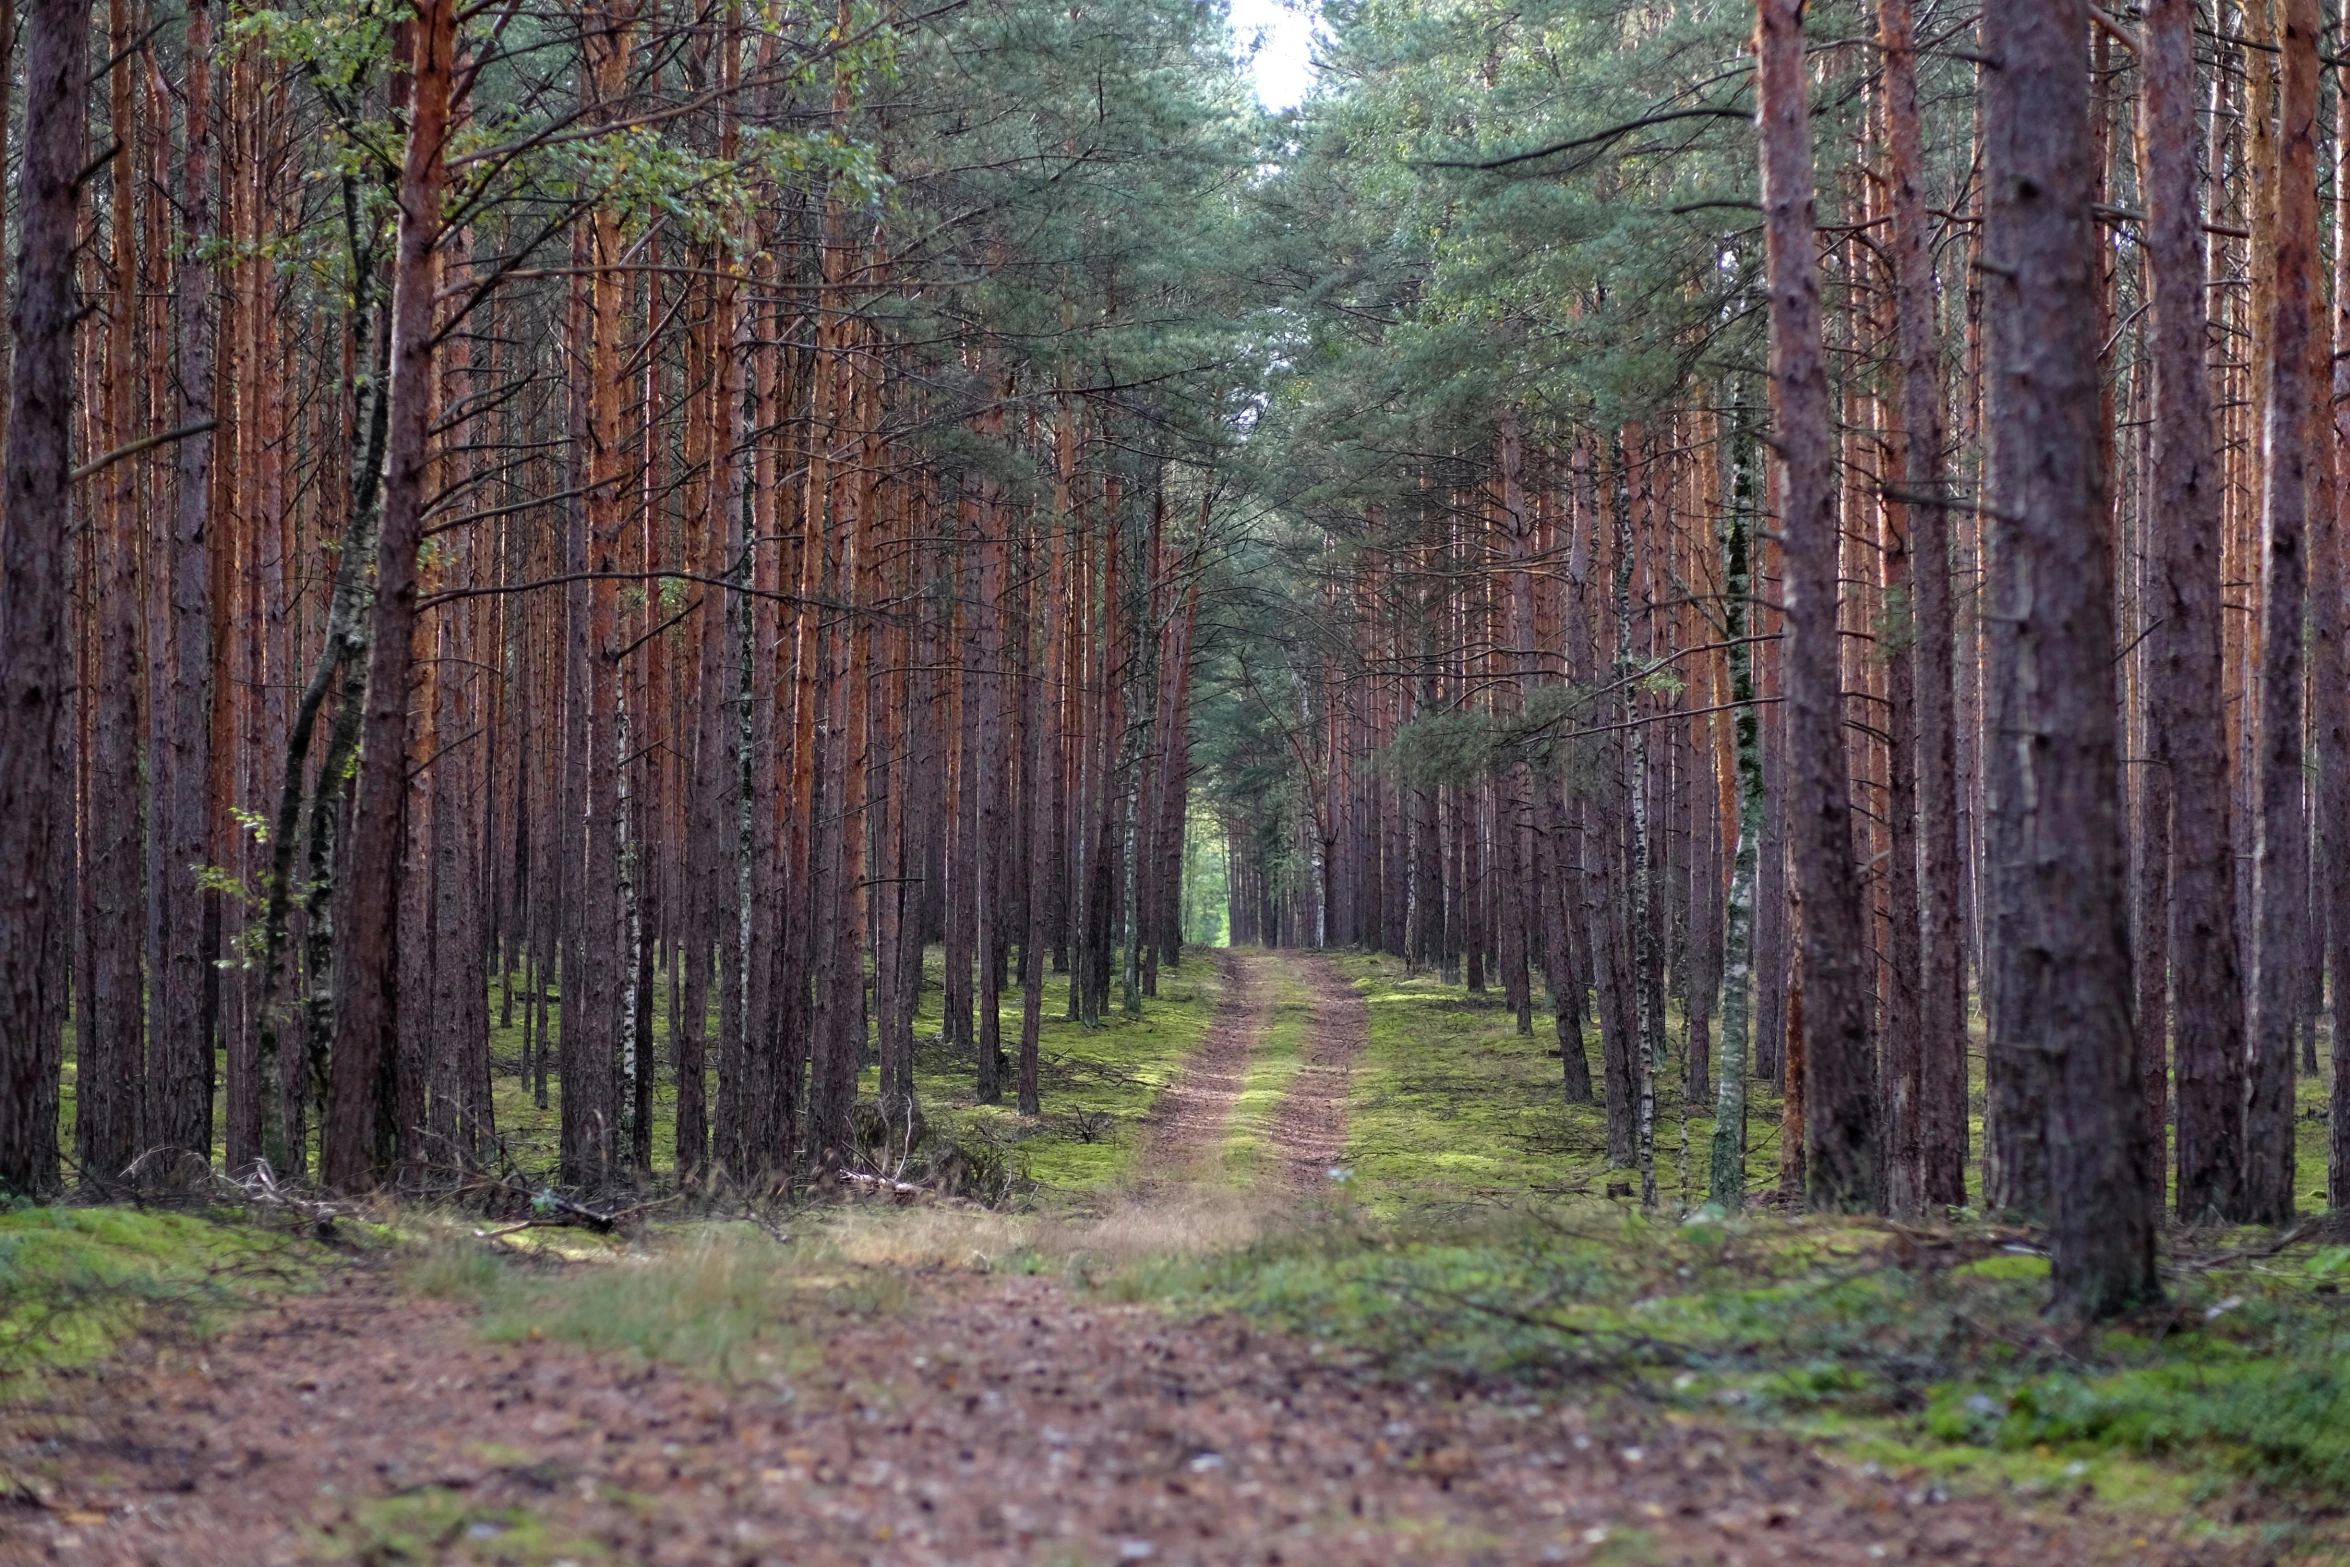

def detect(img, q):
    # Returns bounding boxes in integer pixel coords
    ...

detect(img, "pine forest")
[5,0,2350,1559]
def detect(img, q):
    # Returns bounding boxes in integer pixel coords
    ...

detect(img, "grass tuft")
[326,1484,603,1565]
[409,1223,904,1386]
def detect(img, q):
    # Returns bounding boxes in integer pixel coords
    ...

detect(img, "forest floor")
[3,952,2346,1565]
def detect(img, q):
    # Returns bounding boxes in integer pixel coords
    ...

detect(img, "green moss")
[1105,1197,2350,1517]
[1921,1355,2350,1496]
[1950,1252,2050,1281]
[895,952,1224,1193]
[326,1485,605,1564]
[1324,956,2350,1224]
[1326,953,1784,1215]
[1801,1414,2210,1515]
[0,1206,336,1388]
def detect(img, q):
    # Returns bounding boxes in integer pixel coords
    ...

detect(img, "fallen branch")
[464,1171,625,1233]
[211,1162,352,1235]
[838,1169,928,1202]
[2167,1222,2320,1277]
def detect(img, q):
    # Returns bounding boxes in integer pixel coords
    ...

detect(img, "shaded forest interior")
[1,0,2350,1331]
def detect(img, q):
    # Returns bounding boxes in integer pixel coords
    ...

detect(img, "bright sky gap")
[1227,0,1319,110]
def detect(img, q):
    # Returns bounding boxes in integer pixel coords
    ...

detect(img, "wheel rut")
[1132,948,1273,1183]
[1272,952,1370,1192]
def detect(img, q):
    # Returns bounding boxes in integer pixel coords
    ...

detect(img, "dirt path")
[1,1260,2238,1566]
[1271,954,1369,1193]
[1133,949,1271,1182]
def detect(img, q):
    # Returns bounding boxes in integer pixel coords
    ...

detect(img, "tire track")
[1272,952,1370,1191]
[1133,948,1272,1182]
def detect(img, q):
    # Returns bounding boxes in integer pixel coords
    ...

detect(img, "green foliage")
[1382,710,1497,787]
[1385,682,1597,787]
[229,3,401,102]
[1242,0,1784,474]
[1178,798,1234,947]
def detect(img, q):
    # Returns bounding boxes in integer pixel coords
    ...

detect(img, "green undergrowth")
[1328,952,1789,1216]
[1112,1203,2350,1532]
[900,954,1223,1192]
[473,947,1224,1195]
[0,1205,347,1391]
[324,1482,608,1566]
[1330,950,2338,1222]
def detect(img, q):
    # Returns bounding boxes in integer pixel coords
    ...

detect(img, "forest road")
[0,1245,2226,1567]
[0,953,2238,1566]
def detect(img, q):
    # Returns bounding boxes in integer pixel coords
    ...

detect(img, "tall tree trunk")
[1982,0,2158,1315]
[710,244,750,1173]
[1509,429,1590,1100]
[2244,0,2322,1224]
[1878,0,1964,1211]
[151,0,218,1167]
[2143,0,2247,1223]
[2327,0,2350,1214]
[83,2,144,1186]
[1755,0,1877,1212]
[974,470,1007,1098]
[1021,497,1064,1117]
[1709,578,1764,1207]
[324,0,454,1190]
[0,0,85,1196]
[1977,13,2042,1220]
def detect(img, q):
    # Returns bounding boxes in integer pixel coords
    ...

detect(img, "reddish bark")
[0,0,85,1196]
[325,0,456,1190]
[1756,0,1877,1212]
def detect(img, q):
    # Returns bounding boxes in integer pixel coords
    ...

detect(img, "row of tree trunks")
[0,0,1217,1200]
